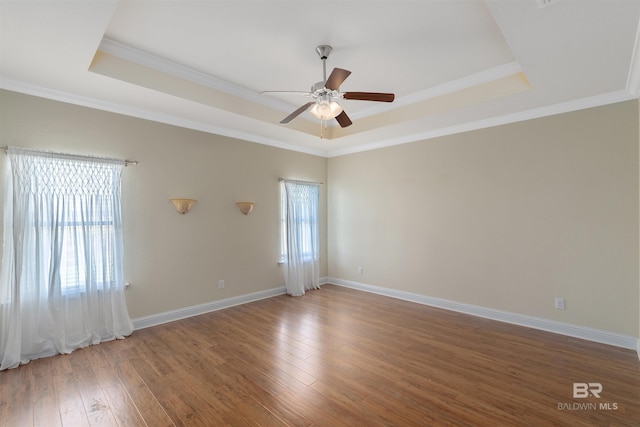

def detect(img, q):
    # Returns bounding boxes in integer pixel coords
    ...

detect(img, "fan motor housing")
[311,82,341,100]
[311,81,325,93]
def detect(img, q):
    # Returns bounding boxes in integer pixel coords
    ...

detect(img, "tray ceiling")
[1,1,639,157]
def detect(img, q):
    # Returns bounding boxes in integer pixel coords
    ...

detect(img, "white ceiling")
[1,0,639,157]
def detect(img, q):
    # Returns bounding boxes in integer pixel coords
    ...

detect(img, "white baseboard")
[131,277,638,356]
[327,277,639,351]
[132,286,286,330]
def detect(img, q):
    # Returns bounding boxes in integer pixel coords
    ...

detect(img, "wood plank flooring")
[1,284,639,426]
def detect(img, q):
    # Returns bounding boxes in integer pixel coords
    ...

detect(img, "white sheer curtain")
[281,180,320,296]
[0,147,133,370]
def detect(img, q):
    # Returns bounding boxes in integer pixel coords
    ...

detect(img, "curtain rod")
[0,146,139,167]
[279,178,323,185]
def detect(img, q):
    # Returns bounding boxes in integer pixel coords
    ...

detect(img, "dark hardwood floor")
[1,284,639,426]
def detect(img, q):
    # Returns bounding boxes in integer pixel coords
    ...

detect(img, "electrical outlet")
[218,280,225,289]
[554,297,565,310]
[357,267,363,275]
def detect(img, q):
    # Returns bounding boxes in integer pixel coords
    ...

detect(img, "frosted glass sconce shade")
[236,201,255,215]
[170,198,197,214]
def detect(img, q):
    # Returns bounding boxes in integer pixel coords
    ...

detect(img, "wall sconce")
[235,201,255,215]
[170,198,197,214]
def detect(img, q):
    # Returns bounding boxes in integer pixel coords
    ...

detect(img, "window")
[0,147,133,370]
[280,180,319,263]
[34,161,122,295]
[279,179,321,296]
[58,217,116,294]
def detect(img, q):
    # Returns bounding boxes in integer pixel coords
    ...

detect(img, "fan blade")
[343,92,395,102]
[260,91,311,96]
[325,68,351,91]
[335,110,352,128]
[280,102,314,124]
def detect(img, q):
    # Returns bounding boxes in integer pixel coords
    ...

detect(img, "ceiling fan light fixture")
[309,99,343,120]
[264,45,394,130]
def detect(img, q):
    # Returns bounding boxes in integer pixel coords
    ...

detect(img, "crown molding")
[327,89,637,157]
[99,39,528,125]
[0,77,327,157]
[98,37,296,114]
[2,76,636,160]
[350,61,524,120]
[626,10,640,97]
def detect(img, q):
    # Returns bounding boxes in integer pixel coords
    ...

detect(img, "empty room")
[1,1,639,425]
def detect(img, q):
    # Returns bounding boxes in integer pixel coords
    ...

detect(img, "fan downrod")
[316,45,332,83]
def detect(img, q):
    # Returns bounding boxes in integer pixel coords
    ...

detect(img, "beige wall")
[1,89,639,339]
[0,90,328,318]
[328,101,639,337]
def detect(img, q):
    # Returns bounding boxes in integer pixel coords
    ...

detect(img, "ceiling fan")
[261,45,395,131]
